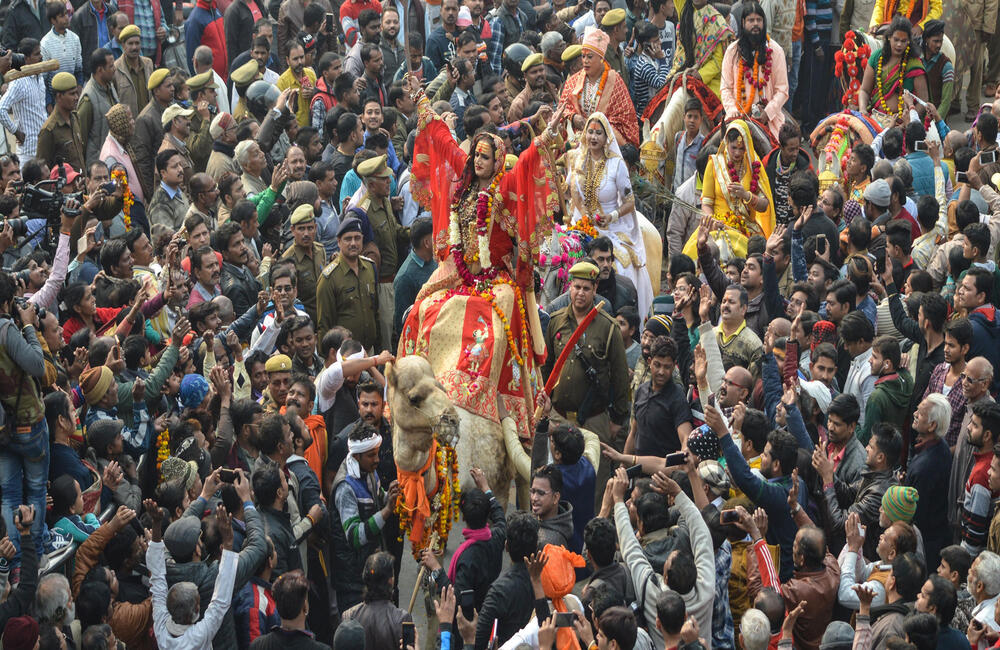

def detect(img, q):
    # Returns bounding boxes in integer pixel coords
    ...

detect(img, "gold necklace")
[583,155,606,216]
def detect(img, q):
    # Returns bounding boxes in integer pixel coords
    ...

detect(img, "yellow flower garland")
[155,428,170,474]
[395,436,462,559]
[110,169,133,230]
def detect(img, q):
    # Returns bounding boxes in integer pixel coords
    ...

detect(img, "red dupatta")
[411,101,558,288]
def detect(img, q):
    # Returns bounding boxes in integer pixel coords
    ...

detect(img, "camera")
[99,181,117,195]
[13,269,31,287]
[20,182,81,222]
[0,47,26,70]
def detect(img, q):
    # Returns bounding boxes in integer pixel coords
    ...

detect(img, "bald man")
[949,356,996,539]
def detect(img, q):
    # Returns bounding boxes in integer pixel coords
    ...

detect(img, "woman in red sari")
[400,75,562,439]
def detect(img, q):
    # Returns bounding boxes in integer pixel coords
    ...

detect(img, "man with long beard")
[719,1,788,139]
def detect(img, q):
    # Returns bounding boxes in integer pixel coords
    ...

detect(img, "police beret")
[561,44,582,62]
[265,354,292,373]
[231,59,259,86]
[119,24,140,43]
[186,70,216,91]
[51,72,76,92]
[290,203,316,225]
[147,68,170,91]
[357,154,391,178]
[601,8,626,26]
[337,217,363,238]
[521,53,543,72]
[568,261,599,281]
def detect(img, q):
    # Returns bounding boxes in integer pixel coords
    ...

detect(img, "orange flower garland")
[155,428,170,473]
[110,168,133,230]
[395,438,461,559]
[568,214,598,239]
[736,42,772,115]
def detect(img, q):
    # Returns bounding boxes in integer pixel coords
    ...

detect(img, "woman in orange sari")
[400,75,561,439]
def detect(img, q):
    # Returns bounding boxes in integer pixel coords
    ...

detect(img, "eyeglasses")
[724,378,751,391]
[965,375,989,384]
[273,284,294,293]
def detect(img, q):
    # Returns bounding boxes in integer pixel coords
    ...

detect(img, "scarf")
[397,439,437,543]
[212,141,235,157]
[345,432,382,479]
[448,525,492,582]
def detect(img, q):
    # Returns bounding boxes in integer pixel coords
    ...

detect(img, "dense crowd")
[0,0,995,648]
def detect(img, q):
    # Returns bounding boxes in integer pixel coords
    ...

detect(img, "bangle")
[633,455,638,465]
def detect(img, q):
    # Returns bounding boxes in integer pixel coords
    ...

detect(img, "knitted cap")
[644,314,673,337]
[81,366,114,406]
[881,485,919,523]
[688,424,720,460]
[2,616,38,649]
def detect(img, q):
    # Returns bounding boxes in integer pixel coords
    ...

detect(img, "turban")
[582,26,609,58]
[345,431,383,479]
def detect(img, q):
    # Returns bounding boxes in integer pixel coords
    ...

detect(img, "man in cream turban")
[557,25,640,148]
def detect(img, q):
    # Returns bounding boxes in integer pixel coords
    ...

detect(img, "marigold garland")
[155,428,170,474]
[110,168,133,230]
[875,44,907,118]
[736,41,772,114]
[568,214,599,239]
[395,438,462,559]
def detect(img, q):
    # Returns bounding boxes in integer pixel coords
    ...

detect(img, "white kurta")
[569,155,654,318]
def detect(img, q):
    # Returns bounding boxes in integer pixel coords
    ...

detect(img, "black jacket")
[221,261,262,323]
[432,492,507,611]
[70,0,116,78]
[474,563,535,650]
[259,505,300,578]
[249,627,330,650]
[2,0,43,51]
[224,0,267,69]
[0,533,36,632]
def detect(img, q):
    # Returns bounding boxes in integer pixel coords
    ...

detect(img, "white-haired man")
[968,551,1000,648]
[951,358,996,543]
[740,608,772,650]
[906,393,954,571]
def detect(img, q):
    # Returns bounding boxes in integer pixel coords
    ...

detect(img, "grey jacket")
[538,501,574,549]
[78,77,119,169]
[835,436,867,487]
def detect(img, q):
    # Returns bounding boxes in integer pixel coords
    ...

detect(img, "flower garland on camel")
[394,434,462,559]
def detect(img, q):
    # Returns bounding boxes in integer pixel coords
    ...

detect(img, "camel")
[387,356,514,511]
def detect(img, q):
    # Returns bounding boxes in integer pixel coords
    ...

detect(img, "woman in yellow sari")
[683,120,775,260]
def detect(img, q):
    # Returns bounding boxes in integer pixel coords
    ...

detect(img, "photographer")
[0,270,49,563]
[23,201,79,314]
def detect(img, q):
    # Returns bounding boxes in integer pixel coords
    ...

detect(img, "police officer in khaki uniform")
[281,203,327,324]
[356,154,408,352]
[185,70,217,173]
[262,353,293,413]
[543,261,630,509]
[601,9,631,88]
[37,72,85,172]
[231,59,260,122]
[317,216,380,352]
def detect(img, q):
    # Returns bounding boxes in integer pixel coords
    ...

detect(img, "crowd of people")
[0,0,993,648]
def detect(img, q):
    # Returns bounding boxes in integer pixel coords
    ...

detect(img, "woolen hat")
[688,424,720,460]
[334,620,366,649]
[820,621,856,650]
[2,616,38,649]
[882,485,919,523]
[81,366,114,405]
[163,515,202,560]
[863,178,891,208]
[160,456,198,491]
[180,373,210,409]
[644,314,673,337]
[209,112,235,138]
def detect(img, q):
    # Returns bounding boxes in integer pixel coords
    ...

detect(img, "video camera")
[0,47,26,71]
[3,162,82,250]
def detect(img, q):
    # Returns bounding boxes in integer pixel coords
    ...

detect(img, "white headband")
[345,433,383,479]
[336,349,367,364]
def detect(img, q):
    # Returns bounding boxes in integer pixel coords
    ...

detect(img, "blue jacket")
[904,151,948,198]
[720,433,808,581]
[968,305,1000,395]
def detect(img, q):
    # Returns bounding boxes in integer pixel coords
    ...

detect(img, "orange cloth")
[540,544,586,650]
[302,414,327,481]
[397,439,437,543]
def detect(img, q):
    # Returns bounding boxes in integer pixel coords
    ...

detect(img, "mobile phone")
[460,589,475,620]
[555,612,576,628]
[981,150,998,165]
[957,171,969,184]
[816,234,827,255]
[325,12,335,32]
[720,509,739,524]
[625,464,642,479]
[914,140,928,152]
[402,621,415,647]
[665,451,688,467]
[219,468,237,483]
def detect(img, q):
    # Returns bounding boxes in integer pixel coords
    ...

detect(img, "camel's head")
[386,356,460,449]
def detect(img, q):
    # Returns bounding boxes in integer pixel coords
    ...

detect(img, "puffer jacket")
[165,504,267,650]
[538,501,575,549]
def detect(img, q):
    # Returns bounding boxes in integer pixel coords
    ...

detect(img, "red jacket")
[62,307,125,344]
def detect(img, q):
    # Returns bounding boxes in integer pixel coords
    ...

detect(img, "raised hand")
[435,584,456,624]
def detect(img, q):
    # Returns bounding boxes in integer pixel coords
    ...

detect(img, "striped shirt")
[627,52,670,117]
[0,75,47,159]
[40,28,82,79]
[804,0,832,46]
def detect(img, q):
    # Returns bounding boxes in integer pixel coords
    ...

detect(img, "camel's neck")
[393,426,436,473]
